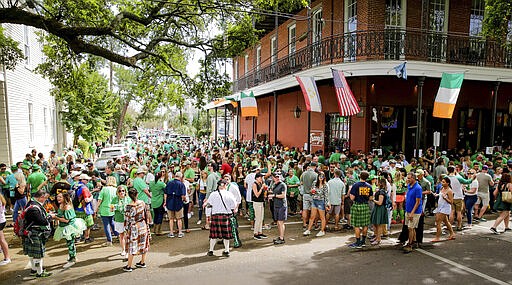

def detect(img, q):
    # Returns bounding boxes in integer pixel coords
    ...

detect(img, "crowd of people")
[0,139,511,277]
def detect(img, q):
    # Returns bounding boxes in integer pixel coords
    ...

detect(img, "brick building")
[215,0,512,156]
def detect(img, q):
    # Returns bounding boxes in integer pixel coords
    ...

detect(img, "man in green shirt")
[27,165,47,194]
[183,161,196,184]
[133,168,151,205]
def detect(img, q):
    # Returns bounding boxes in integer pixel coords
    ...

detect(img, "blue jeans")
[198,193,206,221]
[100,215,117,242]
[464,195,478,225]
[13,197,27,222]
[153,205,165,225]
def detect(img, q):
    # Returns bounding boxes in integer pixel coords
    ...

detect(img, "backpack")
[13,204,36,237]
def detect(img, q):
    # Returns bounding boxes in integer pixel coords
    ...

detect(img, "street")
[1,212,512,285]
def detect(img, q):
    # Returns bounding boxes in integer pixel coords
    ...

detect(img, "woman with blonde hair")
[392,171,406,224]
[112,186,130,257]
[96,176,118,246]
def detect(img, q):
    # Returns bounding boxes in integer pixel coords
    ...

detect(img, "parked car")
[94,146,129,171]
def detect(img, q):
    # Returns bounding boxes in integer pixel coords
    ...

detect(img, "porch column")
[415,76,425,157]
[490,81,500,146]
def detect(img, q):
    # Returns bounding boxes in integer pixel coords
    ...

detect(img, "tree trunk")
[115,100,130,142]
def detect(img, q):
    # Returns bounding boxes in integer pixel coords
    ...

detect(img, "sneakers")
[505,228,512,232]
[222,251,230,257]
[120,251,126,257]
[343,224,354,230]
[91,224,100,231]
[253,235,262,240]
[102,241,113,247]
[178,232,184,238]
[0,258,11,266]
[348,242,362,249]
[63,259,76,269]
[316,231,325,237]
[371,240,381,246]
[30,269,37,276]
[36,271,53,277]
[259,234,268,239]
[167,233,175,238]
[197,220,202,225]
[123,266,133,272]
[303,230,311,236]
[84,237,94,243]
[135,262,146,268]
[273,238,285,245]
[490,227,500,235]
[207,251,214,256]
[403,245,413,253]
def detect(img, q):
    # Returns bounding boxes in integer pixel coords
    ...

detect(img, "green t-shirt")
[98,186,117,216]
[285,175,300,195]
[329,153,341,163]
[150,180,166,208]
[0,171,10,189]
[27,171,47,193]
[133,177,149,204]
[112,196,131,223]
[184,168,196,181]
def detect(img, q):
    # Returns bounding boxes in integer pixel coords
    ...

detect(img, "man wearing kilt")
[206,179,237,257]
[348,171,373,249]
[23,190,53,277]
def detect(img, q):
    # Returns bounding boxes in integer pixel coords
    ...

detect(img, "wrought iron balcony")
[233,29,512,92]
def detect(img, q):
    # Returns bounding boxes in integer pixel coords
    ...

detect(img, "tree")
[483,0,512,41]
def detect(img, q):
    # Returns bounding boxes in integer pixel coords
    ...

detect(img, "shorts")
[114,221,125,233]
[274,206,287,221]
[76,211,94,227]
[343,196,353,215]
[167,208,184,219]
[0,222,5,231]
[406,213,421,229]
[302,193,313,211]
[328,205,341,215]
[312,199,326,211]
[477,192,490,207]
[452,199,463,212]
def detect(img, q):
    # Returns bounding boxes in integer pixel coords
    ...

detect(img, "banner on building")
[296,76,322,112]
[331,69,360,116]
[240,91,258,117]
[310,130,324,147]
[433,73,464,119]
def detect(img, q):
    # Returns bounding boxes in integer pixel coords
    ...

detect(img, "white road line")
[417,249,509,285]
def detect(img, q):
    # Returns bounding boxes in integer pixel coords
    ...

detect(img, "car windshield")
[101,149,123,158]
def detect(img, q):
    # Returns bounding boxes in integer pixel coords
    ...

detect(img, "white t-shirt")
[0,202,6,224]
[245,173,256,202]
[467,180,479,196]
[227,182,241,204]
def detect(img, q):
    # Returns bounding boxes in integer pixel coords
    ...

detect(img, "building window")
[345,0,357,62]
[234,59,238,81]
[256,46,261,70]
[385,0,405,27]
[271,35,277,64]
[23,25,30,65]
[312,8,323,65]
[469,0,485,37]
[28,102,34,144]
[429,0,449,33]
[327,114,350,151]
[52,109,57,144]
[244,54,249,74]
[288,24,296,55]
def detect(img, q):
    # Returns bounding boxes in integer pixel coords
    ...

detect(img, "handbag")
[501,191,512,203]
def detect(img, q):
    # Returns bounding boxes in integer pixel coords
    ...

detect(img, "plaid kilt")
[350,203,371,227]
[23,232,48,258]
[209,214,233,239]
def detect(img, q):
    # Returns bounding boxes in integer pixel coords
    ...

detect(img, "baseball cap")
[79,173,91,180]
[415,169,425,176]
[482,165,489,170]
[508,160,512,166]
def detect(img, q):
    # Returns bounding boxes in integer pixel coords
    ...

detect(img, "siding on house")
[1,23,66,165]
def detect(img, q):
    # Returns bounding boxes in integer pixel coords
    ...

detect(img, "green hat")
[10,165,18,171]
[21,164,31,170]
[369,174,377,180]
[261,168,268,174]
[32,164,41,171]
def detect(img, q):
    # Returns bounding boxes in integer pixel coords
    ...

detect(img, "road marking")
[417,249,509,285]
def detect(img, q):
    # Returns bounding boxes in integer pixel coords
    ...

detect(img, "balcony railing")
[233,29,512,93]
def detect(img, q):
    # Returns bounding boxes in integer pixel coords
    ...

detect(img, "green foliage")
[211,15,262,58]
[483,0,512,41]
[189,58,232,108]
[192,112,211,137]
[0,26,24,70]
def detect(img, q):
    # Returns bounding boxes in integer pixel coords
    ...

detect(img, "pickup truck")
[94,146,129,171]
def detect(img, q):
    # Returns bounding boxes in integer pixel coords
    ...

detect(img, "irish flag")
[433,73,464,119]
[240,91,258,117]
[296,76,322,112]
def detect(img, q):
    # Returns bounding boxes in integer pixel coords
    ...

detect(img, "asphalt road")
[1,211,512,285]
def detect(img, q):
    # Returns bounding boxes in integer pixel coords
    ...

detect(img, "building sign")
[310,130,324,147]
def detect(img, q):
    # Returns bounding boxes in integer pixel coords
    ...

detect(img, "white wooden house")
[0,23,66,165]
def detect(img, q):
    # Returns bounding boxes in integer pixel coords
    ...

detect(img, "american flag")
[332,69,360,116]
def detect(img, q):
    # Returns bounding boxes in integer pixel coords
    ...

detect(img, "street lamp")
[293,106,302,118]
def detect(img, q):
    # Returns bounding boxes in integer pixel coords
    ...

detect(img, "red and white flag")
[296,76,322,112]
[332,69,360,116]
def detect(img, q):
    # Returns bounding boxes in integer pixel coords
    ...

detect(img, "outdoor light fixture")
[293,106,302,118]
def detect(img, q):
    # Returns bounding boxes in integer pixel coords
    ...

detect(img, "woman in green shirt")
[285,169,300,215]
[150,172,166,236]
[112,185,130,257]
[96,176,118,247]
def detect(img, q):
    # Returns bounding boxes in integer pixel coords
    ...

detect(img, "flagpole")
[415,77,425,157]
[490,81,500,146]
[307,111,311,154]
